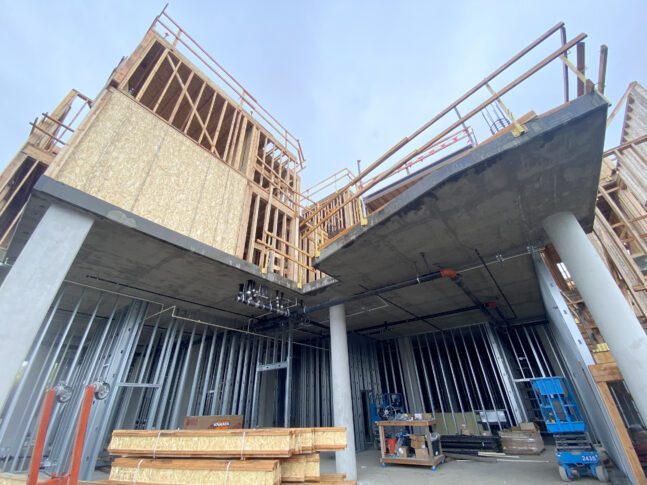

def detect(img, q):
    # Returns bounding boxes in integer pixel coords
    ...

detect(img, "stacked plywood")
[107,427,346,458]
[98,427,354,485]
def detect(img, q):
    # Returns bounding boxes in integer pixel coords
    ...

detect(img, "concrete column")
[543,211,647,421]
[329,304,357,480]
[0,203,93,409]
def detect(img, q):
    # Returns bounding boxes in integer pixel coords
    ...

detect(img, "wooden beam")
[588,363,622,383]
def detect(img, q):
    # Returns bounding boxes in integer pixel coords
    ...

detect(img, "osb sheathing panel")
[109,457,281,485]
[48,89,247,255]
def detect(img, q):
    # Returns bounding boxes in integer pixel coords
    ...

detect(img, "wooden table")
[377,419,444,469]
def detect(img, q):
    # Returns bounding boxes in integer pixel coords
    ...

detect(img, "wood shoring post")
[302,29,588,240]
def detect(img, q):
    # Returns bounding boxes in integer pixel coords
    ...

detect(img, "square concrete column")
[329,304,357,480]
[543,211,647,421]
[0,203,93,410]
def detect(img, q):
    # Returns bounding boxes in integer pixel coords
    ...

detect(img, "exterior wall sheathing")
[47,89,247,255]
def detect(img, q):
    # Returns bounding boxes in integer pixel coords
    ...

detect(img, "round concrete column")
[543,211,647,421]
[329,304,357,480]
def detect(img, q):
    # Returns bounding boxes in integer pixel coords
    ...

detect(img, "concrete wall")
[533,253,633,480]
[47,89,248,255]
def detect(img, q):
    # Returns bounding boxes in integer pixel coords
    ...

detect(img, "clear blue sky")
[1,0,645,189]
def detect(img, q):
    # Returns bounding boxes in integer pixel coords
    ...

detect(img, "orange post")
[67,385,96,484]
[27,389,57,485]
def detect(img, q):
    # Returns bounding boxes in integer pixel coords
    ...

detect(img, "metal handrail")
[302,23,596,244]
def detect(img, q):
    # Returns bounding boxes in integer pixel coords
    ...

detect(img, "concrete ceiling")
[8,93,607,340]
[312,93,608,336]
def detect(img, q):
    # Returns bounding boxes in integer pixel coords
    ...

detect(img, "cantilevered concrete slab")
[312,93,608,333]
[4,93,607,338]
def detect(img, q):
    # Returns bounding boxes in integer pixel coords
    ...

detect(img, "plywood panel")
[47,89,247,255]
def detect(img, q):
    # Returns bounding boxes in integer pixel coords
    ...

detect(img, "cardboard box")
[408,434,426,448]
[183,415,244,430]
[415,447,430,459]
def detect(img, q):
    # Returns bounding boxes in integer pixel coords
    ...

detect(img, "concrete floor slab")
[320,447,605,484]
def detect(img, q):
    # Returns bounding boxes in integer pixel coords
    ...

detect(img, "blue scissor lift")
[530,377,609,482]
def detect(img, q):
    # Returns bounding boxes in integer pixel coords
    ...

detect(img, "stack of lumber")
[96,427,354,485]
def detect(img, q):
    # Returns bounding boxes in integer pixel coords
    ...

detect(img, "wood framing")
[0,89,92,250]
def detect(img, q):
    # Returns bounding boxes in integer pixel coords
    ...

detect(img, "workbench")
[377,419,445,469]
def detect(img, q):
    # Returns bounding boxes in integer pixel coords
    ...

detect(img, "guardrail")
[151,5,305,169]
[301,22,608,250]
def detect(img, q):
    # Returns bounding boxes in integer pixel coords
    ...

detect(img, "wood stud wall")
[117,34,327,282]
[0,90,91,249]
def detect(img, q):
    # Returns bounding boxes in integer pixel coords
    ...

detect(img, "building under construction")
[0,8,646,485]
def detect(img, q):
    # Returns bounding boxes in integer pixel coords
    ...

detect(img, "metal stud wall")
[0,284,295,479]
[0,283,153,477]
[0,279,573,478]
[291,335,383,452]
[374,323,567,434]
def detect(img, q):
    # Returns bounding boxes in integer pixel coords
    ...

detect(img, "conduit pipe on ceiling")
[303,268,457,315]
